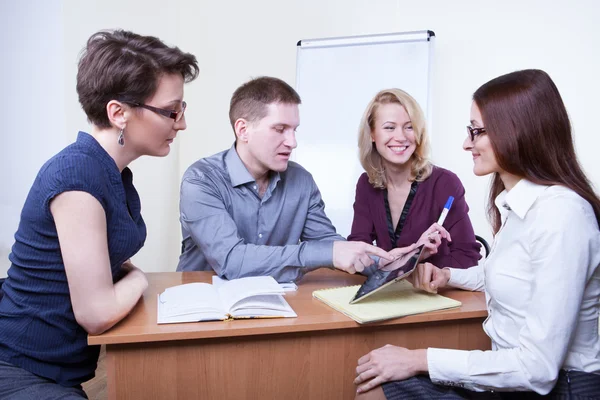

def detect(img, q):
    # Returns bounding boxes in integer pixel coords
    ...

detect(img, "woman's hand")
[354,345,428,394]
[406,262,451,293]
[121,259,141,275]
[417,222,451,261]
[117,259,148,290]
[114,259,146,284]
[377,222,450,271]
[378,243,418,270]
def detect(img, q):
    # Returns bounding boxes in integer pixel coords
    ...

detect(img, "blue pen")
[436,196,454,226]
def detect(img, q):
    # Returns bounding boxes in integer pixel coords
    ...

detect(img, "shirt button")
[258,233,263,238]
[253,185,257,190]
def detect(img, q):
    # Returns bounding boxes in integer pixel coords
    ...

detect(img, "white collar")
[494,179,549,219]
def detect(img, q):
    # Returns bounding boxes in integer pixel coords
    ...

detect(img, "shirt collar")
[225,144,257,187]
[494,179,549,219]
[224,143,283,189]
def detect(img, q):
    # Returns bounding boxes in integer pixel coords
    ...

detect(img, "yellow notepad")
[313,280,461,324]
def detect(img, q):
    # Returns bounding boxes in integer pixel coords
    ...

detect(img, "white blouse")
[427,179,600,394]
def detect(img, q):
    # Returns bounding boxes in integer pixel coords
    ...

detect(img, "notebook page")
[216,276,284,312]
[313,280,461,323]
[229,294,297,318]
[157,300,226,324]
[212,276,296,292]
[159,282,225,318]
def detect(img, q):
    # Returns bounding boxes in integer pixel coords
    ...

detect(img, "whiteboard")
[294,30,435,237]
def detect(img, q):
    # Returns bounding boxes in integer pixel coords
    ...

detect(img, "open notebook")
[157,276,297,324]
[313,280,461,324]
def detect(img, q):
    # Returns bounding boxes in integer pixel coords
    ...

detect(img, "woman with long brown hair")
[353,69,600,399]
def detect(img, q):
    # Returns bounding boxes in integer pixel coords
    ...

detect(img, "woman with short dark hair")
[0,30,198,399]
[354,69,600,399]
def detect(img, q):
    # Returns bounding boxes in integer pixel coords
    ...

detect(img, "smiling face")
[236,102,299,177]
[370,103,417,168]
[124,73,186,157]
[463,101,500,176]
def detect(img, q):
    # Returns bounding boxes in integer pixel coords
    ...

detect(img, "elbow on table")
[74,307,118,336]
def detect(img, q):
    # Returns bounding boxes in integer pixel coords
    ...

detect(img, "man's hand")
[332,241,394,274]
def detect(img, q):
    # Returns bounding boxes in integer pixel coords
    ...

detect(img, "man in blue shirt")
[177,76,393,282]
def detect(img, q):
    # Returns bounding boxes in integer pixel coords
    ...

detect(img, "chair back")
[475,235,491,258]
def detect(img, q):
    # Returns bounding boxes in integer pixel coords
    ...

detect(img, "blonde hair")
[358,88,432,189]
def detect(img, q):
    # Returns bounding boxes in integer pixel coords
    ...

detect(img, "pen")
[436,196,454,226]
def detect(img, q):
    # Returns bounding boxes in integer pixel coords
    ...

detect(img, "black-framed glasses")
[466,125,486,142]
[126,101,187,122]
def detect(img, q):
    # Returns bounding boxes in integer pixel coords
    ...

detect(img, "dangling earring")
[117,127,125,146]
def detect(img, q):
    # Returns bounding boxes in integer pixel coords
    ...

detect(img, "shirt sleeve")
[428,194,597,394]
[300,173,346,243]
[447,265,485,292]
[42,154,107,215]
[179,174,334,281]
[435,171,482,269]
[347,174,378,245]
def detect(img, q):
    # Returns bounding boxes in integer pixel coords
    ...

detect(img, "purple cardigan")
[348,166,481,269]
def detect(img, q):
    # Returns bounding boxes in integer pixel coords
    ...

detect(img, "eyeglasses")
[126,101,187,122]
[466,125,486,142]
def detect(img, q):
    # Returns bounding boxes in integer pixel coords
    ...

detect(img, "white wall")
[0,0,66,276]
[3,0,599,275]
[176,0,600,246]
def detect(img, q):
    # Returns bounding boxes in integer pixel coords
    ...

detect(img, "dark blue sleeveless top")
[0,132,146,386]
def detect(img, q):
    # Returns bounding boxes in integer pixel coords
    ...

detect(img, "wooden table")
[90,270,490,399]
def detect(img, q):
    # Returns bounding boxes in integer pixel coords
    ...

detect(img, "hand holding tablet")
[350,244,425,304]
[350,196,455,304]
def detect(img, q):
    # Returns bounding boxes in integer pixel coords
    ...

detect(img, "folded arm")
[51,191,148,335]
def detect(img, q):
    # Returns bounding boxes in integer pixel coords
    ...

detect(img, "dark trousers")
[382,370,600,400]
[0,360,88,399]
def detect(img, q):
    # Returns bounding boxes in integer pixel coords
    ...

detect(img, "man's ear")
[234,118,250,143]
[106,100,127,130]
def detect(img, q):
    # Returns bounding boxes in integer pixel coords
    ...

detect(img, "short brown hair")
[77,29,199,129]
[473,69,600,233]
[229,76,301,131]
[358,89,432,189]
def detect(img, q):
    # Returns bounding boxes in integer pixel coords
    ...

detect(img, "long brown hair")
[473,69,600,233]
[358,89,432,189]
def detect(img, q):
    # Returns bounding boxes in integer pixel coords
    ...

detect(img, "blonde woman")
[348,89,480,268]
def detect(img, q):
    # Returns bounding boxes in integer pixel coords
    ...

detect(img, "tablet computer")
[350,244,425,304]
